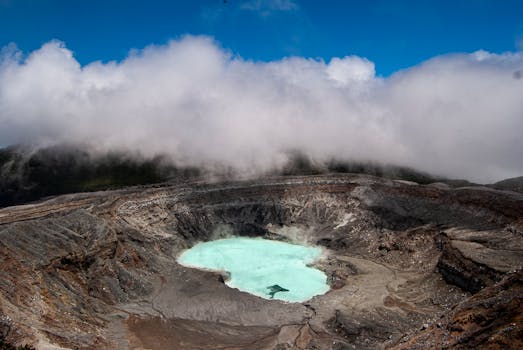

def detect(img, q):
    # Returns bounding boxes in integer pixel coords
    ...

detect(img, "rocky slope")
[492,176,523,194]
[0,174,522,349]
[389,270,522,350]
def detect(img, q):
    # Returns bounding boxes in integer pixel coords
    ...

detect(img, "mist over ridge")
[1,35,522,183]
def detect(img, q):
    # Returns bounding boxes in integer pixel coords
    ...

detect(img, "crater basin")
[177,237,330,302]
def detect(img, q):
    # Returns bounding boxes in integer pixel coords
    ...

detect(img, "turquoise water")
[177,237,329,302]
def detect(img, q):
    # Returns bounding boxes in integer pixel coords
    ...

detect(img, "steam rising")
[1,36,522,182]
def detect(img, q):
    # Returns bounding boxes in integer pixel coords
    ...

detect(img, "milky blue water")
[177,237,329,302]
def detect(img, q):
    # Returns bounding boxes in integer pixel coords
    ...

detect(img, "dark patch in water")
[267,284,289,298]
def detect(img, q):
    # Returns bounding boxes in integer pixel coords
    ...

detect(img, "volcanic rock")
[0,174,521,349]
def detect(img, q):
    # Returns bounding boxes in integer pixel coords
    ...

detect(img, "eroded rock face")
[0,174,522,349]
[389,271,523,350]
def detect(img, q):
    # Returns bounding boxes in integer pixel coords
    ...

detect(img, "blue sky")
[1,0,522,76]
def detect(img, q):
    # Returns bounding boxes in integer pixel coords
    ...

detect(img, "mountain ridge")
[3,145,519,209]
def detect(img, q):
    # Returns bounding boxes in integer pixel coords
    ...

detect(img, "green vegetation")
[1,146,492,209]
[0,145,199,208]
[280,151,478,187]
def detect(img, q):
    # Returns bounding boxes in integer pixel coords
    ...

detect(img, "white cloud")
[1,36,522,183]
[326,56,375,86]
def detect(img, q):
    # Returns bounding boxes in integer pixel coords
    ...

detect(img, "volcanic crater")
[0,174,522,349]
